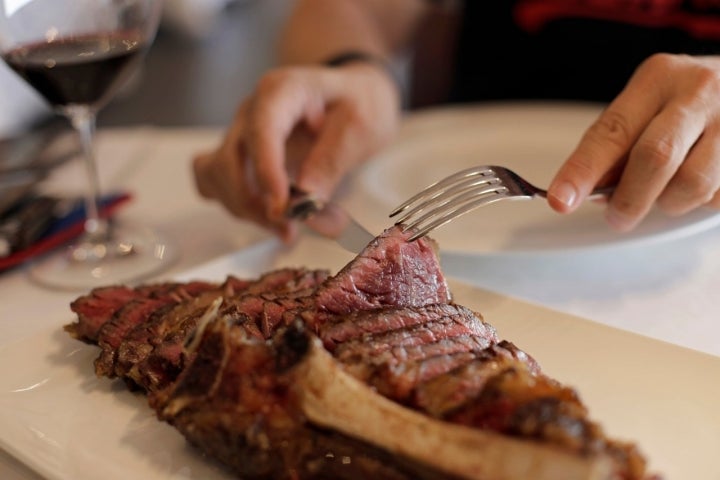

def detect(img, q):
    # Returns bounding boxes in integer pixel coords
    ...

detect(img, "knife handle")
[286,186,325,221]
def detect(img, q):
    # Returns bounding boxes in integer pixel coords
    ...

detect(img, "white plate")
[341,102,720,255]
[1,238,719,480]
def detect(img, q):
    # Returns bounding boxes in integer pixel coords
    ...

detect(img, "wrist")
[322,50,402,95]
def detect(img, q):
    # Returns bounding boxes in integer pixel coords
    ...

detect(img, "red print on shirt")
[514,0,720,40]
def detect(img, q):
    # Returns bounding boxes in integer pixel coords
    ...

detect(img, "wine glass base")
[28,223,178,291]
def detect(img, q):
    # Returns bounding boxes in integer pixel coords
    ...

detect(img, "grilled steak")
[153,318,645,480]
[312,226,451,317]
[152,319,460,480]
[110,269,328,390]
[67,280,220,343]
[68,285,144,342]
[326,304,498,401]
[66,226,654,480]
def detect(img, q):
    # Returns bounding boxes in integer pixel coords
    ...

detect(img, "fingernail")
[550,181,578,209]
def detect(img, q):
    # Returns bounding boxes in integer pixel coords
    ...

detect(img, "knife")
[286,186,375,253]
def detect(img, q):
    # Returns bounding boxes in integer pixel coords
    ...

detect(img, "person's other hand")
[547,54,720,231]
[193,62,400,241]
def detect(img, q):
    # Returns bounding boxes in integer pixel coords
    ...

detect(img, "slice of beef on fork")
[302,226,452,333]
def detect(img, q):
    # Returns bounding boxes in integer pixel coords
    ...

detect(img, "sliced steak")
[152,318,643,480]
[67,285,141,342]
[445,365,591,447]
[115,275,251,380]
[321,303,495,350]
[116,270,325,365]
[152,319,461,480]
[323,304,496,401]
[212,269,329,340]
[117,289,230,388]
[413,340,540,417]
[67,223,652,480]
[312,226,451,320]
[67,279,244,344]
[93,281,217,377]
[120,269,329,391]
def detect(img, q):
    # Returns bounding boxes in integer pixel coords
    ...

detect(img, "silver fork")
[389,165,614,241]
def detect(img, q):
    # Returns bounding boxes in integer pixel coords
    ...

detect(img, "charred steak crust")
[153,320,462,480]
[122,269,328,391]
[108,268,330,391]
[66,226,652,480]
[67,281,217,344]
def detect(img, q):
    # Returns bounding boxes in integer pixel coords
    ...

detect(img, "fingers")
[193,146,292,237]
[296,63,400,201]
[656,125,720,216]
[606,101,706,230]
[192,102,294,238]
[547,88,661,214]
[708,189,720,209]
[245,69,334,222]
[192,108,252,215]
[296,103,366,200]
[191,63,399,241]
[549,54,720,230]
[193,67,336,239]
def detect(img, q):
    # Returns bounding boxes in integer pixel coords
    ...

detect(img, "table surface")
[1,120,719,480]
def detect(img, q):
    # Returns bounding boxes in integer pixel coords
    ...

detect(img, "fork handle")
[536,185,613,200]
[586,185,615,201]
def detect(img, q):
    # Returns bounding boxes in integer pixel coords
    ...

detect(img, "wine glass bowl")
[0,0,176,290]
[0,0,160,111]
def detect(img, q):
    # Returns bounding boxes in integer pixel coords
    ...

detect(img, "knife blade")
[286,187,375,253]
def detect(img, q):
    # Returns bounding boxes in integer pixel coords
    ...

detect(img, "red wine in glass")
[0,0,171,291]
[3,32,146,110]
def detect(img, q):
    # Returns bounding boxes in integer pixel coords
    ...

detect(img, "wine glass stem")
[65,106,108,242]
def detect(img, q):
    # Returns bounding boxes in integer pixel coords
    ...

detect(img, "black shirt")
[449,0,720,103]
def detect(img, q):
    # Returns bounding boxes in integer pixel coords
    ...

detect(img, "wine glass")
[0,0,177,290]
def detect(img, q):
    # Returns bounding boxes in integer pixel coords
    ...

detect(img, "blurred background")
[0,0,295,136]
[102,0,294,127]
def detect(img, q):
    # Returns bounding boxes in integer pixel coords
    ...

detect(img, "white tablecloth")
[1,123,718,479]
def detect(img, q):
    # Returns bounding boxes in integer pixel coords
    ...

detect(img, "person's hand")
[547,53,720,231]
[193,62,400,241]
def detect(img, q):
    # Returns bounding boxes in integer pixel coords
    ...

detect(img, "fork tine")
[391,164,614,242]
[394,180,505,225]
[389,166,496,218]
[403,188,510,241]
[395,177,507,223]
[392,175,505,225]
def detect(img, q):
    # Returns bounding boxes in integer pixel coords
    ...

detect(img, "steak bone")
[293,330,617,480]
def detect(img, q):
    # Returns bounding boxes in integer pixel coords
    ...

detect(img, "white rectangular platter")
[1,239,718,480]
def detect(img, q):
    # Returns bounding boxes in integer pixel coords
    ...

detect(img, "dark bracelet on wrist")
[322,51,401,90]
[324,51,383,68]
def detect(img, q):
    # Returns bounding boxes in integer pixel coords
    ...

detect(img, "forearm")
[277,0,428,65]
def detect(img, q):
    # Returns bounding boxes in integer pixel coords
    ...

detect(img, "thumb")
[295,103,366,201]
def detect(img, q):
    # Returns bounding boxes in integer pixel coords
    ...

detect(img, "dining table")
[1,103,719,480]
